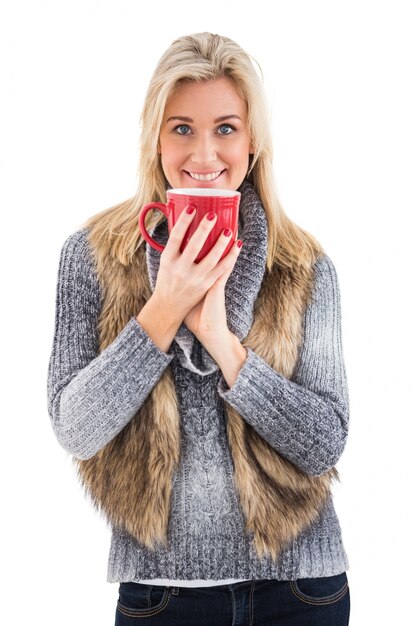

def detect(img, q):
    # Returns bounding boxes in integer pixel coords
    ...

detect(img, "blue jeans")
[114,572,350,625]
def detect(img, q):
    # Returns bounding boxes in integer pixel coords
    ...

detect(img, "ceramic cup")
[139,187,240,263]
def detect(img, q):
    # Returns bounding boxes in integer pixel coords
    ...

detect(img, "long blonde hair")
[81,32,324,271]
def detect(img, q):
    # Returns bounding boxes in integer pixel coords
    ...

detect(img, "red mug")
[139,188,240,263]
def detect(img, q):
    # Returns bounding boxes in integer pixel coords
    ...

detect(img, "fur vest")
[72,183,339,563]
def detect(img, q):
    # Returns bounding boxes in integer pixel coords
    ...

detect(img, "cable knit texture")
[47,181,350,586]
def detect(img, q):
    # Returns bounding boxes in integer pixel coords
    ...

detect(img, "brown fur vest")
[72,231,339,562]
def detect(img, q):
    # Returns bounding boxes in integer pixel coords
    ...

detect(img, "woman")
[47,32,351,625]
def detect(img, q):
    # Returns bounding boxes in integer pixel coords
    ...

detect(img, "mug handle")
[138,202,170,252]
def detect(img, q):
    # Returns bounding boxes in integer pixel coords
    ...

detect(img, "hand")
[183,238,243,343]
[152,208,241,324]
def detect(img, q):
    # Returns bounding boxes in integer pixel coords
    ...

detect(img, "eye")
[218,124,235,135]
[174,124,191,135]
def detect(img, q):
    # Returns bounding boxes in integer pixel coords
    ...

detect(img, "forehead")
[164,77,247,117]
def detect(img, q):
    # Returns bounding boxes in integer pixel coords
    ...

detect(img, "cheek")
[159,137,180,162]
[229,143,250,167]
[160,149,180,173]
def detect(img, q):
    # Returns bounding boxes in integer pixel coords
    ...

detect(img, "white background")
[1,1,416,624]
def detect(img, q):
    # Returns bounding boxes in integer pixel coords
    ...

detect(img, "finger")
[179,211,219,264]
[196,226,236,272]
[163,205,197,259]
[207,239,243,284]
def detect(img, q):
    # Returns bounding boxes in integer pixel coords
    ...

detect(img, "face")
[158,77,254,191]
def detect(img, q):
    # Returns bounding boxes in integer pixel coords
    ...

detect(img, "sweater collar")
[145,180,268,375]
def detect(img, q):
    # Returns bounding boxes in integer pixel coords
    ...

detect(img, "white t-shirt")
[136,578,252,588]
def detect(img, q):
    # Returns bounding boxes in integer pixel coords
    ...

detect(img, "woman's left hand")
[183,239,243,344]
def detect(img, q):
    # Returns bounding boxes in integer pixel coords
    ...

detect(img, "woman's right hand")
[152,208,233,321]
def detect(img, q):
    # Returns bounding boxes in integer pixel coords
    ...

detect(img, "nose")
[190,132,217,166]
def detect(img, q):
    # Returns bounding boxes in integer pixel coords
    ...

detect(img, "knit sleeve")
[217,254,349,476]
[47,228,174,461]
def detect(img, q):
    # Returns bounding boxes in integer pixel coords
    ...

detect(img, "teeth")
[188,170,223,181]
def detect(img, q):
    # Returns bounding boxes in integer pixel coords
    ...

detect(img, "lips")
[185,169,226,182]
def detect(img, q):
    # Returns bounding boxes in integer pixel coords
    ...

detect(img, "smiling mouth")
[185,169,226,182]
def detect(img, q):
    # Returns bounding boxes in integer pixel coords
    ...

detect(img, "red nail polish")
[186,205,195,214]
[223,228,232,237]
[207,212,216,220]
[237,240,243,248]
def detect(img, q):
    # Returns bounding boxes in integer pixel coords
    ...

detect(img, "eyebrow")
[165,114,242,125]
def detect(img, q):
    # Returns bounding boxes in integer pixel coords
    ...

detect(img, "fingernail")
[207,212,216,220]
[186,205,195,215]
[223,228,232,237]
[237,240,243,248]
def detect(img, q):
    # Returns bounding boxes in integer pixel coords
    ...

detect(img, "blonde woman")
[47,32,351,625]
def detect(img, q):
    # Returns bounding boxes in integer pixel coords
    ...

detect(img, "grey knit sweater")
[47,185,350,587]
